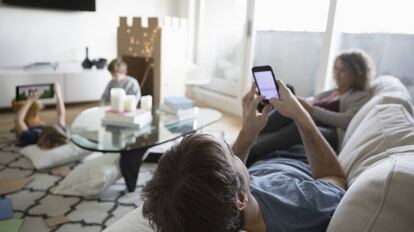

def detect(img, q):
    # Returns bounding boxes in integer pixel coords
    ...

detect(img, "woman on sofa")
[247,49,375,166]
[15,82,69,149]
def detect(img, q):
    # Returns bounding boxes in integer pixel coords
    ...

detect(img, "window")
[338,0,414,34]
[336,0,414,99]
[255,0,330,32]
[253,0,330,96]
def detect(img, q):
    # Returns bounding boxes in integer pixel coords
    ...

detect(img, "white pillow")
[339,104,414,185]
[103,205,153,232]
[20,143,91,170]
[54,153,121,196]
[327,151,414,232]
[103,205,247,232]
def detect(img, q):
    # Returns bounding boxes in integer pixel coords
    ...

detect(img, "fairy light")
[126,26,159,59]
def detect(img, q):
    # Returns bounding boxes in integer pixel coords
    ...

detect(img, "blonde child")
[15,82,68,149]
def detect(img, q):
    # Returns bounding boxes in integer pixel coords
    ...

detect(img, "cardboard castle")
[118,17,188,105]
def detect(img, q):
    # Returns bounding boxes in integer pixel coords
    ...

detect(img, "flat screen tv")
[2,0,96,12]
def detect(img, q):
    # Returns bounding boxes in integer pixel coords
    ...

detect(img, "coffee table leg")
[120,149,146,192]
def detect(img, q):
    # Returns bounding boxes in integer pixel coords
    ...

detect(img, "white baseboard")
[187,86,242,116]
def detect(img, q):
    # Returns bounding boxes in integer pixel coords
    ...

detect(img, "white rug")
[0,133,155,232]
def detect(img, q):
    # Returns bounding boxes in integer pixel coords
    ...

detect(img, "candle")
[124,95,137,112]
[140,95,153,111]
[110,88,126,112]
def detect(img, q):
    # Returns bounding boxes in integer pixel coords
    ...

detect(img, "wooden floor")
[0,102,242,139]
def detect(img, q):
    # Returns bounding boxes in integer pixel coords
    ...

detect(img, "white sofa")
[104,75,414,232]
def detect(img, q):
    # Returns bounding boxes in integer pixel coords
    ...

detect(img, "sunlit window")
[338,0,414,34]
[255,0,330,32]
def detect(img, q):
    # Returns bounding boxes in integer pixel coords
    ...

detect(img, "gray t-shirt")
[249,158,344,232]
[101,76,141,104]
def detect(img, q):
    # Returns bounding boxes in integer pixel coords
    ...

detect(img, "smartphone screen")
[253,68,279,100]
[16,83,54,101]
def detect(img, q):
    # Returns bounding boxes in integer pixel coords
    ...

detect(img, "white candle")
[124,95,137,112]
[140,95,153,111]
[110,88,126,112]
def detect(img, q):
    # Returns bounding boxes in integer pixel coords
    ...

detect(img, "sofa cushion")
[371,75,412,100]
[327,151,414,232]
[341,95,413,148]
[341,75,413,149]
[338,104,414,185]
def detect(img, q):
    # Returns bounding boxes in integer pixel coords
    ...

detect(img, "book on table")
[102,109,152,129]
[161,105,198,120]
[161,104,197,116]
[164,96,194,109]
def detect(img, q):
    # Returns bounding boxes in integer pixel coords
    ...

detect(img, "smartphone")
[252,65,279,103]
[16,83,54,101]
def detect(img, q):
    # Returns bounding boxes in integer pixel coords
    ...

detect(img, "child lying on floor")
[14,82,69,149]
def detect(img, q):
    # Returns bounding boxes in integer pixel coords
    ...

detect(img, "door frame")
[189,0,256,116]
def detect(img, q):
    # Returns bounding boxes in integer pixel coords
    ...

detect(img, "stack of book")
[102,109,152,129]
[161,96,198,121]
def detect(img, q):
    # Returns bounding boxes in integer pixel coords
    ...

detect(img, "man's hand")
[241,83,272,137]
[269,80,308,122]
[232,83,272,163]
[271,80,346,189]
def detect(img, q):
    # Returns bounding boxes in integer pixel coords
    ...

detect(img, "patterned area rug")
[0,133,156,232]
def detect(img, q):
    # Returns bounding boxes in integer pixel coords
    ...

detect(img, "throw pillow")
[20,143,90,170]
[53,153,121,196]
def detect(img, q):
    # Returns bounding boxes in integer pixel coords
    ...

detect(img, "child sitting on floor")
[100,58,141,105]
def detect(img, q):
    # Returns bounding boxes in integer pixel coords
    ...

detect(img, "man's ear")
[235,191,248,211]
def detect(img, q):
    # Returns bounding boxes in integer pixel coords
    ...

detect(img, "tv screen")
[2,0,96,12]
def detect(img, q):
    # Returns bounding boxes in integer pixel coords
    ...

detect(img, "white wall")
[0,0,179,67]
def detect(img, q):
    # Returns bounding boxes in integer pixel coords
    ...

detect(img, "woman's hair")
[37,125,69,150]
[107,58,128,74]
[335,49,376,91]
[142,134,244,232]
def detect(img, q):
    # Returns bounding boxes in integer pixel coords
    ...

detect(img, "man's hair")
[335,49,376,91]
[37,125,69,150]
[107,58,127,74]
[142,134,244,232]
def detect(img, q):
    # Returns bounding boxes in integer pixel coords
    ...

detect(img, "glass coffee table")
[70,106,222,192]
